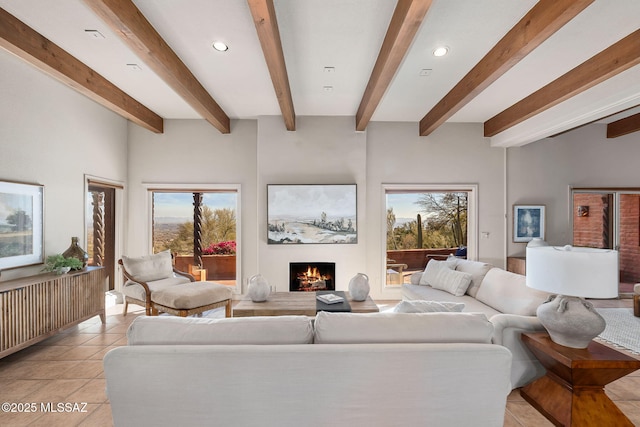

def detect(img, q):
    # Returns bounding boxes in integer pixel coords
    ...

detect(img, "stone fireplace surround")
[289,262,336,292]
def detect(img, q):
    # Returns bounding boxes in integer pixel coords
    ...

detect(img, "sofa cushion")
[314,311,492,344]
[402,284,502,318]
[454,258,494,298]
[151,282,232,309]
[127,315,314,345]
[475,268,550,316]
[393,300,465,313]
[122,250,174,282]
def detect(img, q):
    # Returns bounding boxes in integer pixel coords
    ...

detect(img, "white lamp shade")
[526,246,618,298]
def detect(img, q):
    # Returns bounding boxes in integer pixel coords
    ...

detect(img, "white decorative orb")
[248,274,270,302]
[348,273,370,301]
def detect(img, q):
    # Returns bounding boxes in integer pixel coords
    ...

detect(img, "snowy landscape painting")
[268,184,357,244]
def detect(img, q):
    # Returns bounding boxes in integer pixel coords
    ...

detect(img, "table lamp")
[526,245,619,348]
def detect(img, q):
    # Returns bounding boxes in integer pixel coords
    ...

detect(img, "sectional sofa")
[105,312,512,427]
[402,257,550,388]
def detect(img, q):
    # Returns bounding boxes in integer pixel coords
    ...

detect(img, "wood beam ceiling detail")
[357,0,432,132]
[84,0,230,134]
[248,0,295,131]
[0,7,163,133]
[419,0,593,137]
[485,29,640,138]
[607,112,640,138]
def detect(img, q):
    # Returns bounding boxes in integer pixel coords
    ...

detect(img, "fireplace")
[290,262,335,292]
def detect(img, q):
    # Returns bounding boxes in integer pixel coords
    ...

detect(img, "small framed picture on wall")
[513,205,545,243]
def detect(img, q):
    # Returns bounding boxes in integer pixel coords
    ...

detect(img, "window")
[148,185,240,292]
[383,184,477,288]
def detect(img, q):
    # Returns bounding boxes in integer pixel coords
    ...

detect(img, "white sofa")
[403,257,550,388]
[105,312,512,427]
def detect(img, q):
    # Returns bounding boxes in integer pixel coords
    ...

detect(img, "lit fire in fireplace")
[297,266,331,291]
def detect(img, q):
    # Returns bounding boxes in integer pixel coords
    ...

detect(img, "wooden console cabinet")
[0,267,106,358]
[506,256,526,275]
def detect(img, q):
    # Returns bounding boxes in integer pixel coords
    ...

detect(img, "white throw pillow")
[393,300,465,313]
[420,260,472,296]
[418,259,457,286]
[431,268,473,296]
[453,258,493,298]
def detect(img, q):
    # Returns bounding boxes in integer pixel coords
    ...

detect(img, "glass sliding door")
[572,189,640,295]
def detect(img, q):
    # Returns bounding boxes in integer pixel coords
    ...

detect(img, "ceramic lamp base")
[537,295,606,349]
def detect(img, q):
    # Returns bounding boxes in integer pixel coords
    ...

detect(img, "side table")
[521,332,640,426]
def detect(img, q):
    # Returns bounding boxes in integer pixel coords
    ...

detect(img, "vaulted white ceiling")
[1,0,639,146]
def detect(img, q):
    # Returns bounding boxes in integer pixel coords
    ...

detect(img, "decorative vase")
[62,237,89,268]
[248,274,270,302]
[536,295,606,348]
[348,273,370,301]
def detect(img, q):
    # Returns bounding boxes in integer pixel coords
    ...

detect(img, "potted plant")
[43,254,84,275]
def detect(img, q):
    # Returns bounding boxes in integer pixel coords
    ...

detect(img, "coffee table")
[232,292,379,317]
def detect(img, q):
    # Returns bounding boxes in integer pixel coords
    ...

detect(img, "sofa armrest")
[489,314,546,388]
[173,268,196,282]
[489,314,545,345]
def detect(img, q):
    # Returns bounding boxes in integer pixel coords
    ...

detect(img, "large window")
[149,185,240,291]
[383,184,477,287]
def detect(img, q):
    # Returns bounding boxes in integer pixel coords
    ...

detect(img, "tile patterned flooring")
[0,298,638,426]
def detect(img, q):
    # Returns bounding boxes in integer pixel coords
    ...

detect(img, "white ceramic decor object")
[248,274,270,302]
[348,273,370,301]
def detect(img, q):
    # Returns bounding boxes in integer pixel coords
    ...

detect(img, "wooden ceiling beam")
[357,0,432,132]
[419,0,593,137]
[0,7,163,133]
[84,0,230,134]
[607,112,640,138]
[485,28,640,137]
[248,0,295,131]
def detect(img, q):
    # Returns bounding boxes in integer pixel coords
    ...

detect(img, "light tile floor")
[0,298,638,426]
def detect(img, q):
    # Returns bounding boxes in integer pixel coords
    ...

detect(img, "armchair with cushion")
[119,250,232,317]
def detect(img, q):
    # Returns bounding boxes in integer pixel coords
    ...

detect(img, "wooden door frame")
[85,175,125,294]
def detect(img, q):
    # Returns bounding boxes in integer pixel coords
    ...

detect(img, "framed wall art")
[513,204,545,243]
[0,180,44,270]
[267,184,357,244]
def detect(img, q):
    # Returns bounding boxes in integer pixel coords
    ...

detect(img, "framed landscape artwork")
[0,180,44,270]
[513,205,545,243]
[267,184,357,244]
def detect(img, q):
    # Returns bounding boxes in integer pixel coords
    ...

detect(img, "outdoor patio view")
[386,191,468,286]
[152,191,238,284]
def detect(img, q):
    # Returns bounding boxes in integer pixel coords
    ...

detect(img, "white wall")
[256,116,367,294]
[0,49,128,282]
[126,119,258,288]
[366,122,506,298]
[126,117,508,299]
[506,124,640,256]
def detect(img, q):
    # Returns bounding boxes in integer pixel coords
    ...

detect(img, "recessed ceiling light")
[433,46,449,57]
[212,41,229,52]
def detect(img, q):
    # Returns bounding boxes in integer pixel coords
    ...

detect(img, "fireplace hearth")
[290,262,335,292]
